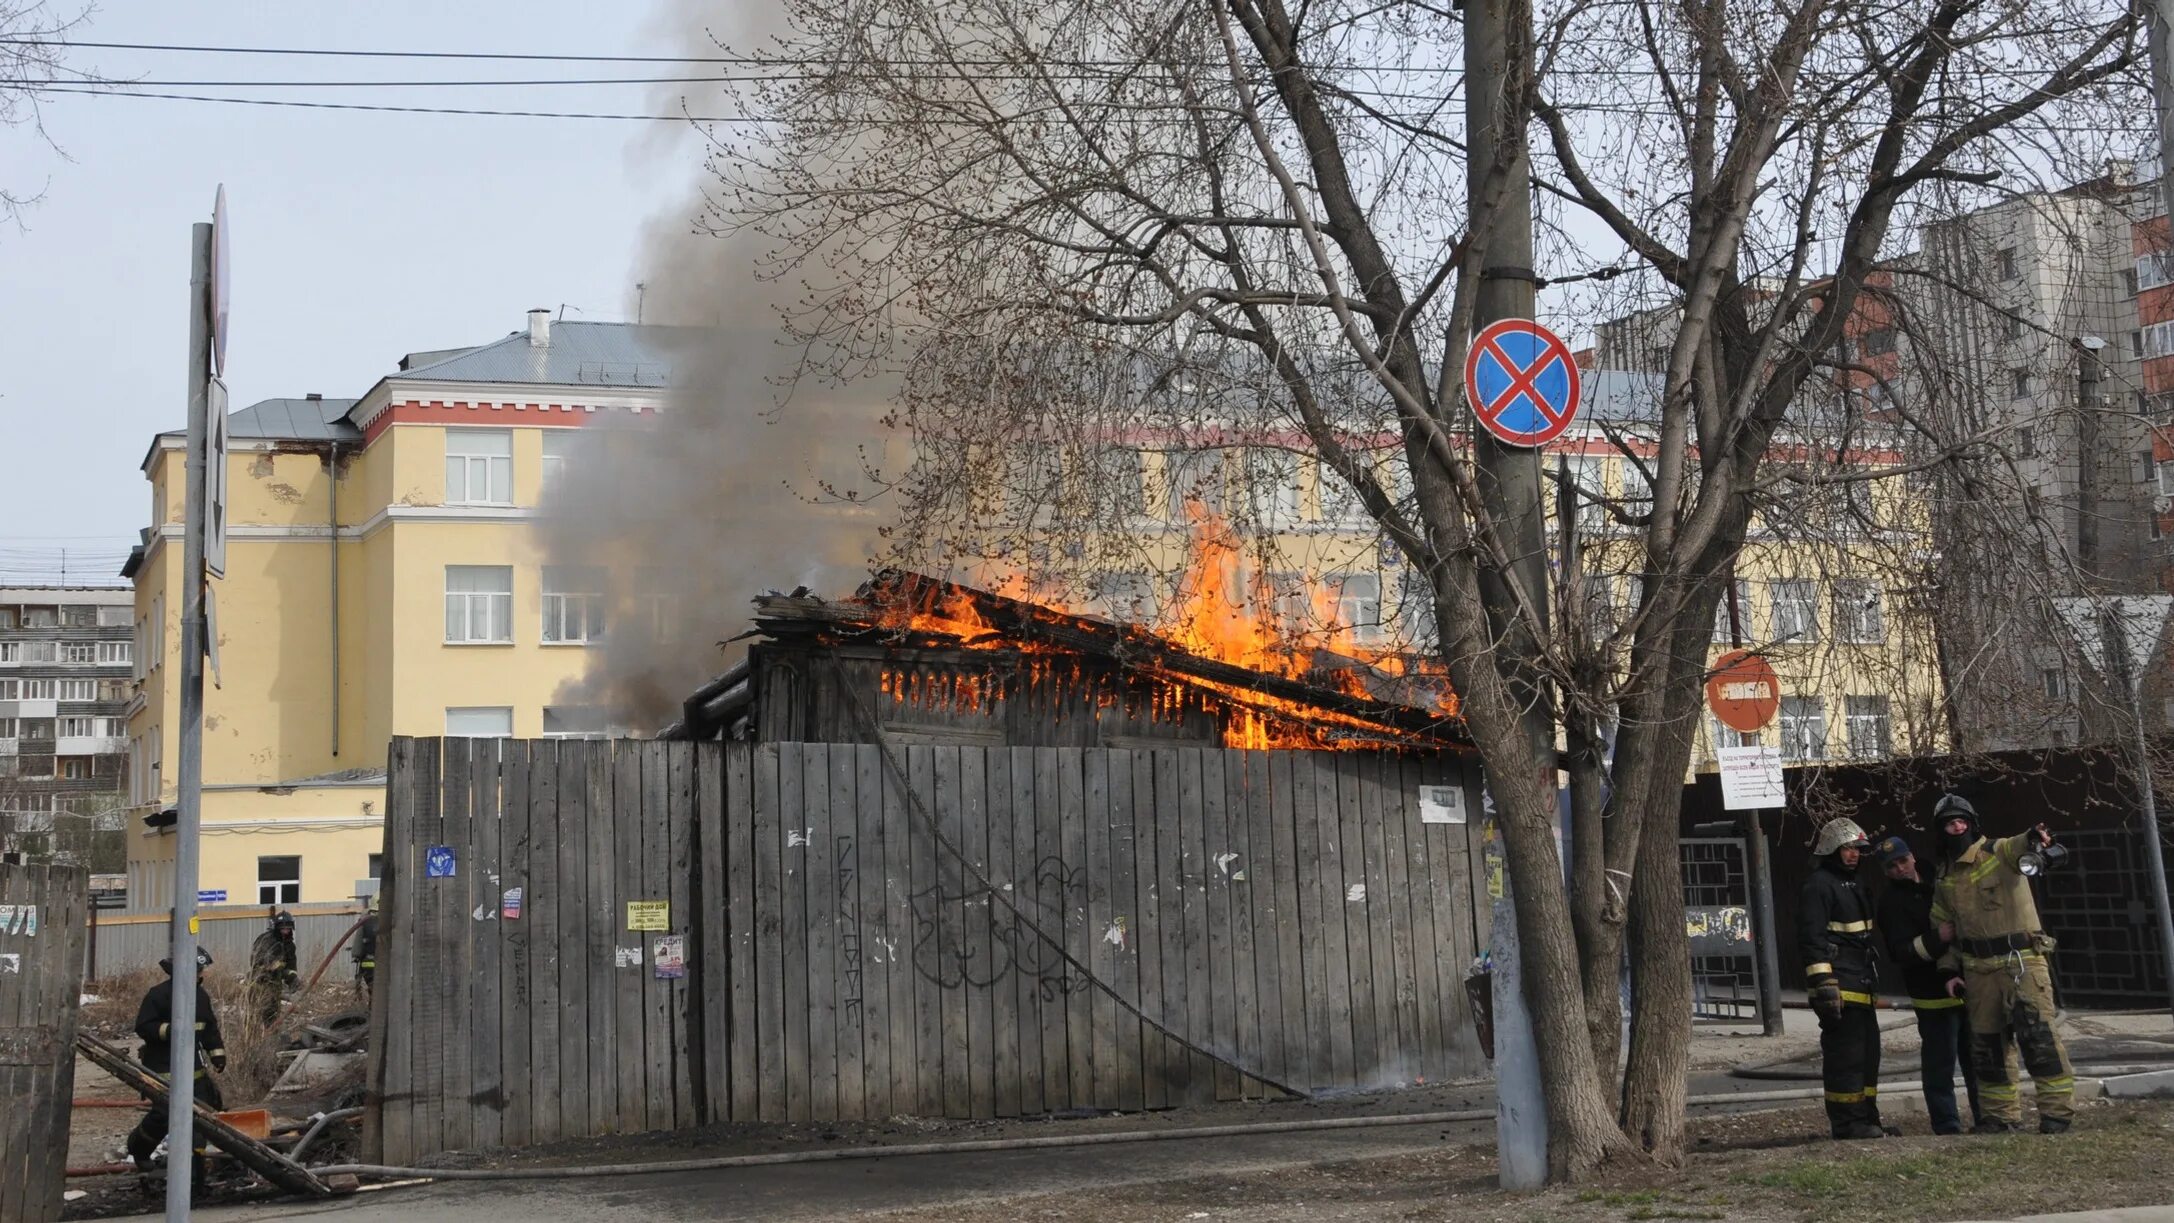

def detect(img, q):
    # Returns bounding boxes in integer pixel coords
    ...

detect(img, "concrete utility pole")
[1464,0,1550,1190]
[165,220,213,1222]
[2110,611,2174,1025]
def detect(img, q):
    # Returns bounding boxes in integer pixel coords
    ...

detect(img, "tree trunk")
[1620,785,1692,1163]
[1565,715,1623,1078]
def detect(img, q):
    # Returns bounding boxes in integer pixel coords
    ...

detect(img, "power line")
[37,87,739,122]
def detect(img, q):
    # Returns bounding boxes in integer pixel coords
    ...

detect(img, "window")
[56,680,95,702]
[96,641,131,666]
[1995,246,2018,281]
[257,855,302,905]
[1092,573,1157,624]
[445,706,513,737]
[539,430,577,497]
[2010,369,2031,400]
[0,718,14,738]
[2127,267,2141,297]
[57,716,95,737]
[0,646,13,666]
[59,757,90,780]
[1096,447,1149,520]
[0,680,15,700]
[541,567,606,644]
[1770,580,1819,643]
[2142,451,2160,486]
[1858,327,1896,356]
[1712,578,1753,643]
[22,607,54,628]
[18,680,53,700]
[0,609,12,630]
[19,718,51,740]
[1164,448,1224,519]
[2018,426,2036,457]
[2161,462,2174,498]
[2003,313,2025,341]
[1832,581,1884,643]
[445,566,514,643]
[2042,667,2068,700]
[1313,459,1367,525]
[19,641,55,663]
[368,853,384,879]
[1330,573,1385,642]
[97,605,131,627]
[542,706,612,739]
[1712,716,1760,751]
[98,680,128,702]
[59,605,96,628]
[1619,458,1654,514]
[1845,695,1892,759]
[445,428,513,506]
[2135,332,2148,360]
[2139,252,2174,291]
[1242,449,1303,525]
[1779,697,1828,761]
[2145,321,2174,358]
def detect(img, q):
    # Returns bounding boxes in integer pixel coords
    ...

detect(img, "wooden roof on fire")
[664,571,1468,752]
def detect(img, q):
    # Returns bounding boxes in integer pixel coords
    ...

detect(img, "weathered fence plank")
[525,740,562,1145]
[469,737,503,1152]
[695,740,728,1124]
[983,747,1021,1118]
[553,740,592,1139]
[1008,746,1045,1116]
[1131,748,1168,1109]
[830,744,866,1123]
[587,740,622,1133]
[853,744,891,1117]
[780,742,812,1123]
[612,742,645,1133]
[721,742,755,1123]
[1104,747,1145,1111]
[932,745,970,1119]
[648,741,683,1132]
[752,744,787,1120]
[1082,749,1117,1110]
[805,743,841,1122]
[0,864,88,1223]
[499,738,533,1149]
[906,744,941,1117]
[1222,750,1261,1098]
[881,742,918,1117]
[959,746,995,1120]
[1201,750,1239,1101]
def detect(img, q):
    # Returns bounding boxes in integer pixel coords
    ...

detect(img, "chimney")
[528,308,552,348]
[306,392,322,401]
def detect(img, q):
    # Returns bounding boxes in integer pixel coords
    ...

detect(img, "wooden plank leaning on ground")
[78,1033,335,1199]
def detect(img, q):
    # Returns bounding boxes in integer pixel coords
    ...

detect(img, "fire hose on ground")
[304,1083,1929,1186]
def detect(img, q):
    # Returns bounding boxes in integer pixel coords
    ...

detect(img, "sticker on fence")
[502,887,524,920]
[22,905,35,937]
[626,900,669,931]
[0,906,14,933]
[0,953,17,973]
[425,846,457,878]
[1346,883,1367,903]
[654,934,686,980]
[614,946,642,969]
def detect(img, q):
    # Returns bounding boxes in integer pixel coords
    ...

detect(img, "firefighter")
[1798,816,1888,1139]
[1931,793,2076,1134]
[353,897,378,991]
[1874,834,1987,1135]
[248,908,299,1024]
[126,948,227,1184]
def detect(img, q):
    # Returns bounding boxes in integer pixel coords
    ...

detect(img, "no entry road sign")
[1464,318,1582,448]
[1706,649,1781,733]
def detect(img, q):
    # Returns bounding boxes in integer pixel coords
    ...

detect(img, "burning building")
[663,570,1467,756]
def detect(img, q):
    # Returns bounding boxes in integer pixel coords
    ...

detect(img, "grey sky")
[0,0,701,582]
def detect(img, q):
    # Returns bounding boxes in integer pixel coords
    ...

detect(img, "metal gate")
[2034,824,2174,1008]
[1681,837,1762,1022]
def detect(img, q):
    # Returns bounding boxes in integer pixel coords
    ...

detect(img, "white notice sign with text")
[1418,785,1466,824]
[1717,745,1785,810]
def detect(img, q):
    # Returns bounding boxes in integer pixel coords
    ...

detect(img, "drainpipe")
[329,440,341,758]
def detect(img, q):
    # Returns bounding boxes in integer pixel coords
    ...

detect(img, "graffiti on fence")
[908,855,1086,999]
[838,833,864,1042]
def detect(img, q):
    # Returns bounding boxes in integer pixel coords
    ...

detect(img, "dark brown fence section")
[0,863,90,1223]
[367,739,1485,1162]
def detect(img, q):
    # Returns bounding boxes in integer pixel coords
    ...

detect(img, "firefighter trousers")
[1818,998,1882,1135]
[1965,953,2073,1125]
[127,1068,226,1180]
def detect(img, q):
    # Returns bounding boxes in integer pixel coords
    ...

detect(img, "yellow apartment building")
[122,311,673,909]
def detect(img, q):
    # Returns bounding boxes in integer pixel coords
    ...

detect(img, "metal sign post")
[1708,652,1785,1037]
[165,190,225,1221]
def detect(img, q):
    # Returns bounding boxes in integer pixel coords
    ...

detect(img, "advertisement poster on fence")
[654,934,686,980]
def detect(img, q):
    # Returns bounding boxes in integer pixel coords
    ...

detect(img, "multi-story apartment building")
[122,311,673,909]
[0,586,132,868]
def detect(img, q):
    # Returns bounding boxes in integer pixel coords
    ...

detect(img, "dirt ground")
[898,1099,2174,1223]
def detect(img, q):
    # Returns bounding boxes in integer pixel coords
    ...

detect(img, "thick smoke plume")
[540,5,894,730]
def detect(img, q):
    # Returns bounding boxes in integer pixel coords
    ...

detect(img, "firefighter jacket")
[1798,856,1880,998]
[1932,834,2053,968]
[134,978,225,1074]
[251,930,299,989]
[1876,875,1961,1006]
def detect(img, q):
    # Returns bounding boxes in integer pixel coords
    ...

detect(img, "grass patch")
[1574,1189,1661,1206]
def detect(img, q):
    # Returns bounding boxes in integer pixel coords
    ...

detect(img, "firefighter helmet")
[1813,817,1873,857]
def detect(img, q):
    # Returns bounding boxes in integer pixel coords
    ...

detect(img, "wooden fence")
[0,863,90,1223]
[367,738,1486,1162]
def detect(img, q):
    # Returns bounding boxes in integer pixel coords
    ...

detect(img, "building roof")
[385,320,678,389]
[228,396,363,442]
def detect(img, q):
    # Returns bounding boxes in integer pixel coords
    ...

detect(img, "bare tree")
[0,2,85,228]
[685,0,2142,1177]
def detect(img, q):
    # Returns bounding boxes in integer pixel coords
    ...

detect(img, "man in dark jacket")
[126,948,228,1180]
[1874,835,1981,1134]
[1798,817,1887,1139]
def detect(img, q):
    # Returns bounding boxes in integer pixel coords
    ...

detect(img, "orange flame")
[869,503,1457,749]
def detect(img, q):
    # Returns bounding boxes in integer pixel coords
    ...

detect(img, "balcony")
[0,700,57,718]
[55,735,126,755]
[0,736,14,755]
